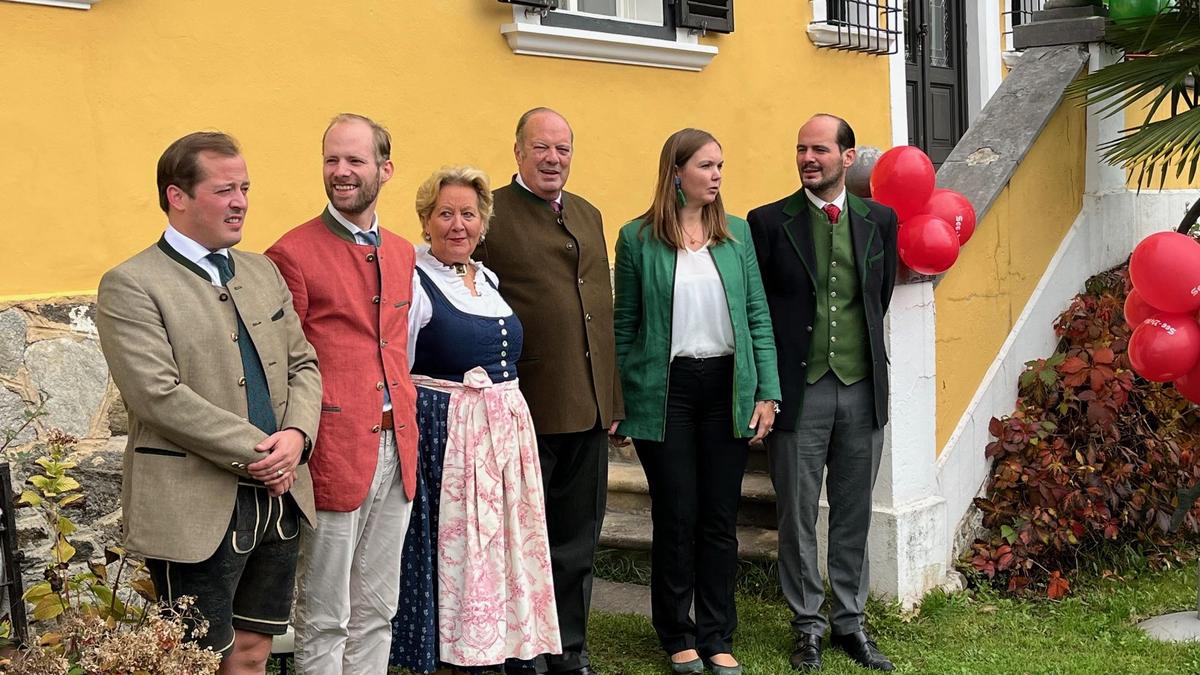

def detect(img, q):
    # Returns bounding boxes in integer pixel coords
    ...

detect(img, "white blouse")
[670,245,735,360]
[407,245,513,368]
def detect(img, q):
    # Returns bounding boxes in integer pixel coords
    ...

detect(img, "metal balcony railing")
[1004,0,1047,51]
[811,0,902,55]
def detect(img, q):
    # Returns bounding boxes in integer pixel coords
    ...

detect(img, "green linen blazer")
[96,241,322,563]
[613,215,781,442]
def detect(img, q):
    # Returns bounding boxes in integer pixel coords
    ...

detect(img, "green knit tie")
[206,253,277,435]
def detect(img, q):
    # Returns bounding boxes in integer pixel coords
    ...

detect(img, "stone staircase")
[600,441,779,560]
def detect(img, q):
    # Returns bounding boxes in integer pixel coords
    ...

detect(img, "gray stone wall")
[0,297,126,592]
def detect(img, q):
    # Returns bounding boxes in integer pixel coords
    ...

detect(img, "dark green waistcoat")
[806,200,871,385]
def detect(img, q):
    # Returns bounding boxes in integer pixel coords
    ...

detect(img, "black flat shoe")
[789,633,822,671]
[830,631,894,671]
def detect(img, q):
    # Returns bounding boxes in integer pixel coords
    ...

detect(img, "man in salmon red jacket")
[265,113,419,675]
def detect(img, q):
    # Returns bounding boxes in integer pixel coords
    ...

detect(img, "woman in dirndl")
[389,165,559,673]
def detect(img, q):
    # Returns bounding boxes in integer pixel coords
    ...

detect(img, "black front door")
[905,0,968,167]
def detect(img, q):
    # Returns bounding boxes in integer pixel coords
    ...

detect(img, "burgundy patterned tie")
[823,203,841,224]
[550,200,562,214]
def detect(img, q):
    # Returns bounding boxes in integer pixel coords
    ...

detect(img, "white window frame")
[499,4,719,72]
[807,0,900,53]
[3,0,99,8]
[1001,0,1028,67]
[966,0,1005,121]
[558,0,665,26]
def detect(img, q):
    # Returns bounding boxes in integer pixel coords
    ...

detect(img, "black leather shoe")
[504,661,539,675]
[789,633,822,671]
[830,631,894,671]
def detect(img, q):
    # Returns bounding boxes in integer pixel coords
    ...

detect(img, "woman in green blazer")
[614,129,781,675]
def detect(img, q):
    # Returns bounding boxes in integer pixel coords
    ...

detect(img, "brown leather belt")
[381,409,394,430]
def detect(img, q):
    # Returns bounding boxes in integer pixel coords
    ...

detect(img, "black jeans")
[634,355,749,658]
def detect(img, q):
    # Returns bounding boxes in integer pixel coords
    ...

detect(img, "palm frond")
[1104,12,1200,54]
[1067,6,1200,190]
[1099,106,1200,188]
[1068,52,1200,118]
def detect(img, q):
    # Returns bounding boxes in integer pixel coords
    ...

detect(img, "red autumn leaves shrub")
[970,267,1200,598]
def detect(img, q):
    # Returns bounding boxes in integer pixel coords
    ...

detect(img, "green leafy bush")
[0,416,219,673]
[969,267,1200,598]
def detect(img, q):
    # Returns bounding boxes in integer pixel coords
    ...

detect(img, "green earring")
[675,176,687,208]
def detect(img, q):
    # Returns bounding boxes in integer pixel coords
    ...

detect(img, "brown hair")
[323,113,391,165]
[811,112,856,152]
[156,132,241,214]
[638,128,730,249]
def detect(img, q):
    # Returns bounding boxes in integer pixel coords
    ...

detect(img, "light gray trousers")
[767,373,883,637]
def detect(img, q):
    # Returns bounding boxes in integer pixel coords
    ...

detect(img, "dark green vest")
[805,199,871,385]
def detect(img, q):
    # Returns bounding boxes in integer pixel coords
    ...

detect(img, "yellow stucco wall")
[934,101,1087,449]
[0,1,892,299]
[1124,96,1200,189]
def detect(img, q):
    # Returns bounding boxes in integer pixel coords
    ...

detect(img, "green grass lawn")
[588,565,1200,675]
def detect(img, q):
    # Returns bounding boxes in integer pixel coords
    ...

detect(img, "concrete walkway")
[592,578,652,617]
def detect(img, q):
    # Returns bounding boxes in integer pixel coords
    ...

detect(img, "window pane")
[569,0,663,23]
[930,0,950,68]
[577,0,618,15]
[625,0,663,23]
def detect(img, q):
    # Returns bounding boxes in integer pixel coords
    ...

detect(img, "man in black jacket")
[748,114,898,672]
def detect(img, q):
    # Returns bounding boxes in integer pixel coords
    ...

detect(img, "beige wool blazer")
[96,239,322,563]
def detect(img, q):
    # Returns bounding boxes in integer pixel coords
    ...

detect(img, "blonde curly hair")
[414,165,494,235]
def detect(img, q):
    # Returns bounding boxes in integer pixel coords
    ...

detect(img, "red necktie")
[823,203,841,224]
[550,200,562,214]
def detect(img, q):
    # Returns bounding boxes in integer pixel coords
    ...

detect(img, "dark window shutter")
[674,0,733,34]
[497,0,560,9]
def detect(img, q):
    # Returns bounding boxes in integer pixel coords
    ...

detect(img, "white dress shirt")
[327,201,380,241]
[804,187,847,215]
[514,173,563,209]
[163,224,228,287]
[669,245,735,360]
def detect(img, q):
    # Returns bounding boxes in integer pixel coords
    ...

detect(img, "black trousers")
[634,355,749,658]
[538,423,609,674]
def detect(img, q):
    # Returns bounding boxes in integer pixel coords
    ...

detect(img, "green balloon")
[1108,0,1169,19]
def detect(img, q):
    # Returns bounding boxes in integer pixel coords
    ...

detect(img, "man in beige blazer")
[96,132,321,675]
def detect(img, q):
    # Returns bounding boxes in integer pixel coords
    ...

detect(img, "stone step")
[747,443,769,473]
[600,511,778,561]
[609,458,777,528]
[611,440,770,473]
[606,460,777,528]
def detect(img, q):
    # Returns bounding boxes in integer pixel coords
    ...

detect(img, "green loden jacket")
[614,215,781,442]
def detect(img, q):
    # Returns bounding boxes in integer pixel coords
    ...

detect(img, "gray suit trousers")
[767,373,883,636]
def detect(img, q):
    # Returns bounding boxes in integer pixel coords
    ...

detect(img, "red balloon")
[870,146,935,222]
[897,215,960,275]
[920,189,977,245]
[1129,231,1200,313]
[1128,312,1200,382]
[1175,360,1200,405]
[1124,288,1158,328]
